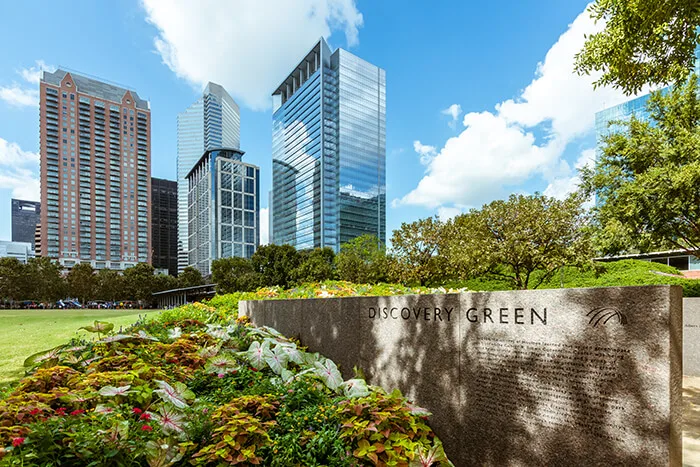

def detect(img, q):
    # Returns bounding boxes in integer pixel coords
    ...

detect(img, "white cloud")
[397,6,638,211]
[0,86,39,107]
[413,140,437,166]
[0,60,56,108]
[437,206,465,220]
[260,207,269,245]
[0,138,40,200]
[141,0,363,110]
[19,60,54,85]
[543,148,596,199]
[441,104,463,129]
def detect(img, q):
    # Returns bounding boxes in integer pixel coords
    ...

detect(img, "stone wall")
[239,286,683,466]
[684,297,700,376]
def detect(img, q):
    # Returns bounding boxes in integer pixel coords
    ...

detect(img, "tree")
[211,257,262,294]
[390,217,448,286]
[251,244,301,289]
[154,273,179,293]
[178,266,204,288]
[335,234,389,284]
[574,0,700,95]
[582,75,700,256]
[122,263,156,304]
[292,247,336,284]
[95,269,124,302]
[27,257,65,303]
[66,263,96,304]
[0,258,29,306]
[444,194,591,290]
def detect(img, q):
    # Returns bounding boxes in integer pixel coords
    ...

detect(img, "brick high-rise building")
[39,69,151,270]
[151,177,178,276]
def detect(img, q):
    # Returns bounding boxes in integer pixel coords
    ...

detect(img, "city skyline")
[0,1,646,247]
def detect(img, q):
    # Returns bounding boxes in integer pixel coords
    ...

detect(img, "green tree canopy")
[211,257,262,294]
[335,234,389,284]
[27,257,65,303]
[291,247,336,284]
[66,263,96,304]
[251,244,301,289]
[575,0,700,94]
[0,257,29,304]
[444,194,591,290]
[95,269,124,302]
[178,266,204,288]
[122,263,156,303]
[390,217,448,286]
[582,75,700,256]
[154,273,179,294]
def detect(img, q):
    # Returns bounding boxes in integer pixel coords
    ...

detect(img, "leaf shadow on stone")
[454,287,678,466]
[243,286,680,466]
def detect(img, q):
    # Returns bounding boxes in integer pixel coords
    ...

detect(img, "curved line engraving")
[587,307,626,327]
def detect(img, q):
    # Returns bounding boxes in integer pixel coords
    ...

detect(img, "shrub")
[0,298,453,465]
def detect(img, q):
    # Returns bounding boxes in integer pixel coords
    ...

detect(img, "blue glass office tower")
[271,38,386,251]
[177,83,240,272]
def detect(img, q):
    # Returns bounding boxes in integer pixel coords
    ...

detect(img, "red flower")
[141,424,152,432]
[55,408,67,416]
[70,409,85,416]
[12,438,25,447]
[29,408,40,416]
[139,413,151,420]
[132,408,143,414]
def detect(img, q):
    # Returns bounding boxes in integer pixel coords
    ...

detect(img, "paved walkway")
[684,376,700,466]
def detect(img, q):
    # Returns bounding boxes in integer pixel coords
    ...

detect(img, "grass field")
[0,309,158,385]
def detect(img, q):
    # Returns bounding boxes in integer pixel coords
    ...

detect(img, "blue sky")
[0,0,633,245]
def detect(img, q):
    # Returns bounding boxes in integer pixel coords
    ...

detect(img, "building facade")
[595,93,655,148]
[0,241,35,264]
[271,38,386,251]
[151,178,178,276]
[187,148,259,276]
[11,199,41,246]
[177,83,240,273]
[39,69,151,270]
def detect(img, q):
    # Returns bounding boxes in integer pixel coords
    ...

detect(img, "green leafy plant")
[1,290,453,465]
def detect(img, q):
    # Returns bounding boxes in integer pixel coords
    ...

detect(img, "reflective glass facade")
[177,83,240,273]
[187,148,259,276]
[271,38,385,250]
[595,93,654,146]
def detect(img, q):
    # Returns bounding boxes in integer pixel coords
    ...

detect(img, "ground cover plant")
[450,259,700,296]
[0,296,453,466]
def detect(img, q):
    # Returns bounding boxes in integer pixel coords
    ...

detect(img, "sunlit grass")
[0,309,158,385]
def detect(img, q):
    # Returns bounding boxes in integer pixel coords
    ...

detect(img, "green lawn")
[0,309,159,385]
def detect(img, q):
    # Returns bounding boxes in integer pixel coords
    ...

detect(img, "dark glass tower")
[11,199,41,247]
[151,178,178,276]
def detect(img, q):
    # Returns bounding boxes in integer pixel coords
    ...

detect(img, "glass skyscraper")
[177,83,240,272]
[271,38,386,251]
[186,148,259,276]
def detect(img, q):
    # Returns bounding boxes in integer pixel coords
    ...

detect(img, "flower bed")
[0,299,453,466]
[206,281,462,317]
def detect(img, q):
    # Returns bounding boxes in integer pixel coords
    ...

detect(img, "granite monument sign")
[239,286,682,466]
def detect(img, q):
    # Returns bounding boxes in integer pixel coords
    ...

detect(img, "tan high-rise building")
[39,69,151,270]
